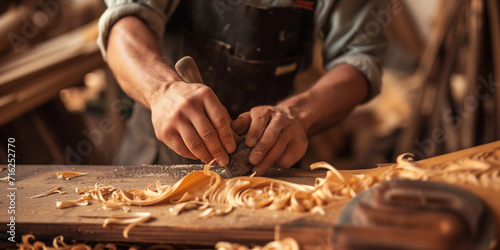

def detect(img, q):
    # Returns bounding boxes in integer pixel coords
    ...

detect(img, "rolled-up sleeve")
[317,0,390,101]
[97,0,178,60]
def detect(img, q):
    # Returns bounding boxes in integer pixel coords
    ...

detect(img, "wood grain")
[1,142,500,249]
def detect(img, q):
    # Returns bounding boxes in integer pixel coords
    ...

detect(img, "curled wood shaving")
[0,166,6,172]
[169,200,204,216]
[215,237,299,250]
[102,212,152,238]
[0,176,12,181]
[56,199,89,209]
[56,171,88,180]
[31,186,66,199]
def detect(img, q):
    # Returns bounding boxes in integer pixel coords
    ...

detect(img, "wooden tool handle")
[175,56,204,84]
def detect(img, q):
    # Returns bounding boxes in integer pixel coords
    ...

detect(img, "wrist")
[277,93,314,136]
[147,57,184,109]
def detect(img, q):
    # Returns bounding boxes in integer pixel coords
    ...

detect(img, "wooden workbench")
[0,164,340,249]
[1,141,500,249]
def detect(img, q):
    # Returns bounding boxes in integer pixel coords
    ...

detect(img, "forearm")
[278,64,369,136]
[107,15,181,109]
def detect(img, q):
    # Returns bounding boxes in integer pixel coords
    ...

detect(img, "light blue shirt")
[97,0,392,100]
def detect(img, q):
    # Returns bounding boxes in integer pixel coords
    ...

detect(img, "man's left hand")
[231,106,308,175]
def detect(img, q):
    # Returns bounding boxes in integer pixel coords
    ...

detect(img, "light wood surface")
[1,141,500,249]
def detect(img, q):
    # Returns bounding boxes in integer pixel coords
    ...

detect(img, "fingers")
[190,112,230,166]
[252,132,287,175]
[241,106,308,175]
[276,138,307,168]
[164,131,197,160]
[203,92,236,154]
[245,108,272,147]
[252,132,307,175]
[231,112,251,136]
[247,108,289,165]
[152,84,235,166]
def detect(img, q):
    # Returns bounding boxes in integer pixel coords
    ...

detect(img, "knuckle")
[210,146,225,157]
[254,142,270,153]
[263,107,273,116]
[212,116,228,129]
[200,128,218,141]
[197,86,214,97]
[162,126,178,139]
[155,124,174,141]
[177,97,196,111]
[169,109,184,120]
[274,111,284,120]
[187,138,204,151]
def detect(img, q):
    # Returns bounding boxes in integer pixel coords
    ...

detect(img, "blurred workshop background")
[0,0,498,169]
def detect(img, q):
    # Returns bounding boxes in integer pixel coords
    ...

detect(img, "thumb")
[231,112,251,135]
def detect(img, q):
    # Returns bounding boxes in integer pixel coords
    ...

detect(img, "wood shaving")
[102,212,152,238]
[0,176,12,181]
[56,199,89,209]
[215,237,299,250]
[17,234,94,250]
[0,166,6,172]
[31,186,66,199]
[56,171,88,180]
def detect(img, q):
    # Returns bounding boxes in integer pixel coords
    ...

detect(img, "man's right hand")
[107,16,235,166]
[150,80,236,166]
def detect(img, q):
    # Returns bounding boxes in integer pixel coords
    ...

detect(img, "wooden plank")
[1,141,500,248]
[0,165,331,249]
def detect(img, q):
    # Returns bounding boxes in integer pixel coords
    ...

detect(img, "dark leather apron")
[115,0,315,165]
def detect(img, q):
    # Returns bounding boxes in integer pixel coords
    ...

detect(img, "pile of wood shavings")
[55,150,500,239]
[57,161,367,216]
[383,151,500,188]
[58,150,500,214]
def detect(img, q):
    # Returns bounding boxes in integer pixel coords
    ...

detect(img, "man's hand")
[151,81,236,166]
[232,106,308,175]
[107,16,236,166]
